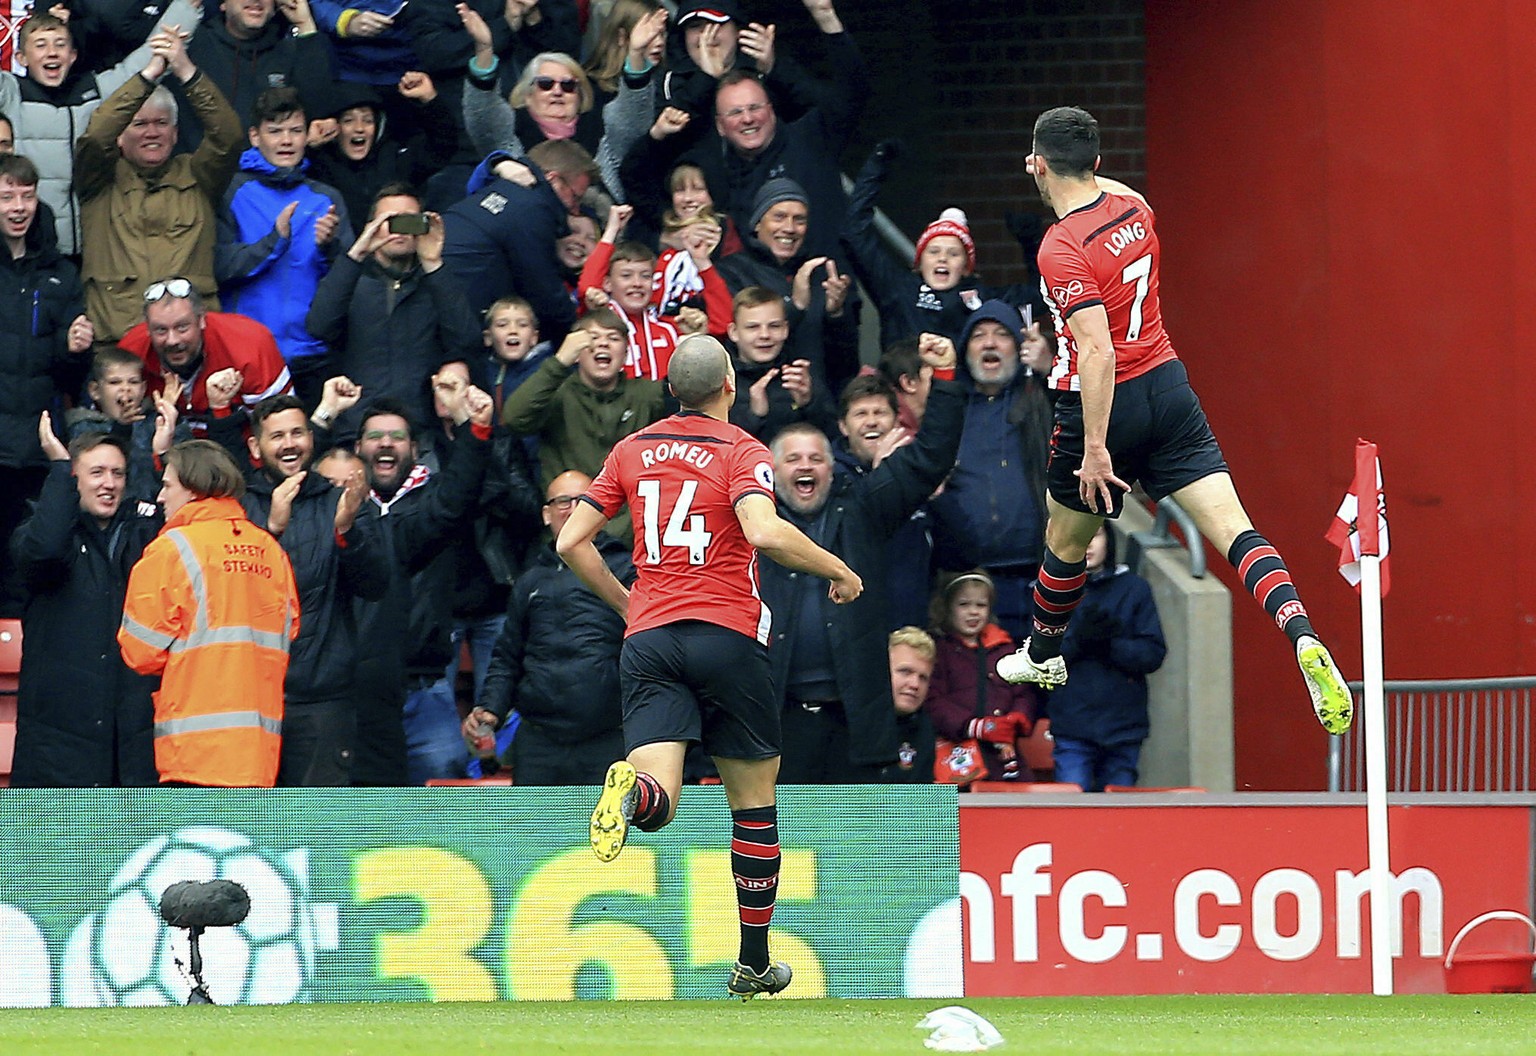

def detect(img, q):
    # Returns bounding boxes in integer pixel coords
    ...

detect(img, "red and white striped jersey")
[584,412,776,644]
[1038,190,1178,392]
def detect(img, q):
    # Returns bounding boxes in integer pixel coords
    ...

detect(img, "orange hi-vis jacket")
[118,496,300,787]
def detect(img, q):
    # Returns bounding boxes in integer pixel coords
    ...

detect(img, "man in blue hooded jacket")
[216,85,352,408]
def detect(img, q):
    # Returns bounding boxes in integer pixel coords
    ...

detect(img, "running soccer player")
[555,334,863,999]
[997,106,1352,735]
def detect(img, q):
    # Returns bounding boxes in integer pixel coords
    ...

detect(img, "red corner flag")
[1325,439,1390,596]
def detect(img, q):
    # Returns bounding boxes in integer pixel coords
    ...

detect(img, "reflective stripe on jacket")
[118,496,300,786]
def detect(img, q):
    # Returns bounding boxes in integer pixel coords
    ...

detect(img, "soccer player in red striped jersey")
[555,334,863,998]
[996,106,1352,736]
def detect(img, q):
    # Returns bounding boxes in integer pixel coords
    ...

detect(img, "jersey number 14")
[637,479,713,565]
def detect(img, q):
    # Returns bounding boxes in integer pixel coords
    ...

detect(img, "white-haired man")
[76,24,242,347]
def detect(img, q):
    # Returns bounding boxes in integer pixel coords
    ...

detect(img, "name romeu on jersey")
[583,411,778,645]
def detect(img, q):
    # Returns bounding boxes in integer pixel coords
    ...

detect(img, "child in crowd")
[651,163,743,311]
[1045,526,1167,792]
[842,140,1047,349]
[480,296,553,415]
[725,286,837,442]
[67,348,190,505]
[924,570,1039,785]
[578,203,731,379]
[216,86,352,407]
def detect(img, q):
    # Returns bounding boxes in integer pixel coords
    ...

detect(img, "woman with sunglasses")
[458,2,661,202]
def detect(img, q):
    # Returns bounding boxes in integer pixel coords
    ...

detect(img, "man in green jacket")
[502,307,666,543]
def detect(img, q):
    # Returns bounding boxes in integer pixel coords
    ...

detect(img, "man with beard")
[118,277,292,434]
[928,301,1053,641]
[76,26,243,347]
[758,334,963,782]
[8,416,166,786]
[323,386,496,785]
[225,391,390,784]
[307,182,480,442]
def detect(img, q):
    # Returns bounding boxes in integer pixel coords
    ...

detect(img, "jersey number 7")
[636,479,713,565]
[1121,254,1152,342]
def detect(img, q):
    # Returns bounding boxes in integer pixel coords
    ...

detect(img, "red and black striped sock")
[1228,529,1315,646]
[1029,548,1088,661]
[632,772,671,832]
[731,805,780,972]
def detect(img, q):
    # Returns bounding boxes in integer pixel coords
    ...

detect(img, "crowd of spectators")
[2,0,1154,790]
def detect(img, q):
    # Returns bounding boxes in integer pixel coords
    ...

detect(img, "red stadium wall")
[1145,3,1536,787]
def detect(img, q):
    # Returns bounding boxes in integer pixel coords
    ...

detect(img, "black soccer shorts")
[1046,358,1229,518]
[619,621,780,760]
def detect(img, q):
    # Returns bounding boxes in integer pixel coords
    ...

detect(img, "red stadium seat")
[0,618,20,712]
[969,780,1083,793]
[0,719,13,787]
[425,776,513,787]
[1020,717,1055,780]
[1104,784,1207,793]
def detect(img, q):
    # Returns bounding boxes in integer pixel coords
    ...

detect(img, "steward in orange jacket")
[118,441,299,786]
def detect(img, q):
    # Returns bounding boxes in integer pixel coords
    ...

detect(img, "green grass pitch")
[1,996,1533,1055]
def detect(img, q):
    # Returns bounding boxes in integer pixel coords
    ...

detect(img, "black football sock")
[1029,549,1088,661]
[1228,529,1316,646]
[731,805,780,972]
[631,772,671,832]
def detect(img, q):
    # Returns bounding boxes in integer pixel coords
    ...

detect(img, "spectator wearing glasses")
[117,277,293,434]
[76,24,243,348]
[442,137,597,338]
[466,469,636,786]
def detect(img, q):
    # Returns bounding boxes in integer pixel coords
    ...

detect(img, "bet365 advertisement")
[0,786,959,1007]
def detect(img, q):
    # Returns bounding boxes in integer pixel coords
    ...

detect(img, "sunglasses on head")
[143,278,194,303]
[535,76,578,93]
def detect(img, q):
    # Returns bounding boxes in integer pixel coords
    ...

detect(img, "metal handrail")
[1327,677,1536,793]
[1128,497,1207,578]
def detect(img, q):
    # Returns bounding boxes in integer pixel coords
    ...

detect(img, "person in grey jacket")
[0,0,200,255]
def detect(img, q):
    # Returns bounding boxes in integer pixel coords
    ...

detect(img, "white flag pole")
[1360,548,1391,995]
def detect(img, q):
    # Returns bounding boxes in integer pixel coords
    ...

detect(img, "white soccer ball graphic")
[66,825,317,1006]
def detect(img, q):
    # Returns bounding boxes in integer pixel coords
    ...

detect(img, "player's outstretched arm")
[556,501,632,618]
[1093,175,1148,208]
[735,493,863,603]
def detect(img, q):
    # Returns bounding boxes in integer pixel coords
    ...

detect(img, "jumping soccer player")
[997,105,1352,735]
[555,334,863,999]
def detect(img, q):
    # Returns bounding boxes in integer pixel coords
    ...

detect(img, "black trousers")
[776,699,893,784]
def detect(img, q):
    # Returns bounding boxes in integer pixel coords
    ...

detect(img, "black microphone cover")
[158,879,251,929]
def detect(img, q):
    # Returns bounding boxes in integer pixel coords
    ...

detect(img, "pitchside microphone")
[159,879,251,929]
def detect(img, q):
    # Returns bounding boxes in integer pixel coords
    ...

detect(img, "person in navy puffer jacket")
[1045,525,1167,792]
[216,86,352,409]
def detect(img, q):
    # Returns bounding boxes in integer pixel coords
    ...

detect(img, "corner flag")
[1325,439,1390,597]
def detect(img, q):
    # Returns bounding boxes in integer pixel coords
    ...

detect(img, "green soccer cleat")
[1297,635,1353,735]
[590,761,639,862]
[996,639,1068,688]
[727,960,793,1000]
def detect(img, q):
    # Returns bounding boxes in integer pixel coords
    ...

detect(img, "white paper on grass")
[916,1006,1005,1052]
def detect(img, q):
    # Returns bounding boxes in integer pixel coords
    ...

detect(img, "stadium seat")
[0,719,13,788]
[969,780,1083,793]
[0,618,20,709]
[1104,784,1207,793]
[425,776,513,787]
[1021,717,1055,779]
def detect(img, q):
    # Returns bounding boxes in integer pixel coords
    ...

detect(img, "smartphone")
[388,213,430,235]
